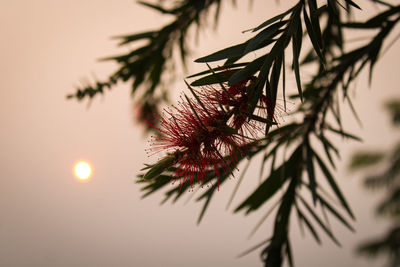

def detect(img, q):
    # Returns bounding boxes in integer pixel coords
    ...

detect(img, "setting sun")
[74,161,92,180]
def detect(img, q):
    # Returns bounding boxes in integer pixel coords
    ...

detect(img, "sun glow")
[74,161,92,181]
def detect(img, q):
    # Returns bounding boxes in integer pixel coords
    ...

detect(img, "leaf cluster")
[138,1,400,266]
[72,0,400,266]
[67,0,229,130]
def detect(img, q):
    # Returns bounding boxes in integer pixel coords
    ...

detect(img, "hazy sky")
[1,1,399,266]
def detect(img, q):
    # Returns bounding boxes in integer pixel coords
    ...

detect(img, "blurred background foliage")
[349,99,400,267]
[69,1,400,266]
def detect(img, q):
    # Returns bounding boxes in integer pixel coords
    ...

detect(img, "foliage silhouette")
[70,1,400,266]
[349,99,400,267]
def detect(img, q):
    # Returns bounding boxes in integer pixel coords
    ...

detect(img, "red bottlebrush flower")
[145,74,289,189]
[147,94,245,188]
[192,76,266,140]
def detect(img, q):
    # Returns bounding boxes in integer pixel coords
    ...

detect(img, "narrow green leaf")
[349,152,384,170]
[296,202,306,236]
[246,31,288,115]
[282,51,287,110]
[346,96,362,127]
[344,0,362,10]
[224,56,243,66]
[244,21,287,54]
[327,126,362,142]
[263,80,273,136]
[296,205,321,244]
[113,31,156,45]
[259,151,269,182]
[314,152,355,219]
[305,142,317,205]
[100,46,149,62]
[190,70,234,86]
[178,35,186,65]
[369,0,394,8]
[317,134,337,169]
[138,1,172,13]
[262,171,298,266]
[300,49,317,65]
[308,0,323,49]
[317,194,355,232]
[329,100,343,134]
[195,34,275,63]
[140,174,172,198]
[228,55,266,86]
[170,184,190,203]
[270,51,283,101]
[187,63,247,78]
[303,6,325,64]
[235,146,301,214]
[195,42,248,63]
[237,239,271,258]
[366,5,400,27]
[143,155,175,180]
[196,168,236,223]
[286,238,294,267]
[270,149,277,177]
[226,160,250,209]
[197,191,214,224]
[320,203,331,230]
[251,6,295,32]
[248,197,281,238]
[234,164,288,214]
[368,43,381,85]
[292,15,303,102]
[258,141,283,182]
[299,196,341,246]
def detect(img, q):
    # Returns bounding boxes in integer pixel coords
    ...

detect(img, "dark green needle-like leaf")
[314,152,355,219]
